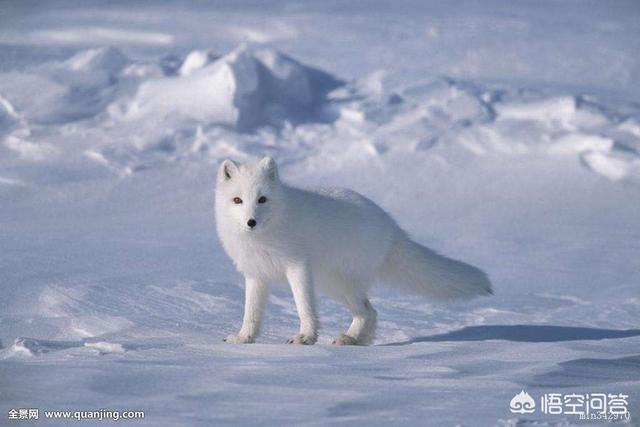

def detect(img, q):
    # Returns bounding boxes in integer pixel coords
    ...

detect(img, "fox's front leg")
[224,276,269,344]
[286,264,318,345]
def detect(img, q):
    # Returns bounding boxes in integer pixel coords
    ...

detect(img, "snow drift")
[111,46,343,131]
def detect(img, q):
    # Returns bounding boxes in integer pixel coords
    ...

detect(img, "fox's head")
[215,157,284,233]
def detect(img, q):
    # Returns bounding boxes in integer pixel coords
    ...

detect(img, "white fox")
[216,157,492,345]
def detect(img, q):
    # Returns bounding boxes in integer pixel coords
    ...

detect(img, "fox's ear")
[260,156,278,180]
[219,159,238,181]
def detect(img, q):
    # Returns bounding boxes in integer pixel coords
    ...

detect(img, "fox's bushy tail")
[379,234,492,299]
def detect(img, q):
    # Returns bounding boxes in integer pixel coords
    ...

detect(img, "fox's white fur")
[216,157,492,345]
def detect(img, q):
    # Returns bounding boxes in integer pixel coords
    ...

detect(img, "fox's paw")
[332,334,359,346]
[286,333,317,345]
[223,334,255,344]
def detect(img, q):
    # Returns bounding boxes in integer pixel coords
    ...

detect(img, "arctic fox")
[216,157,492,345]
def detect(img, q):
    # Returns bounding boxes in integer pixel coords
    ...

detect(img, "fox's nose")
[247,219,257,228]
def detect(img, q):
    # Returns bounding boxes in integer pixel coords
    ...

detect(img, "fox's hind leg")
[333,288,377,346]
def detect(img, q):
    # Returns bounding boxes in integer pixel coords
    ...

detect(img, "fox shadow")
[529,353,640,386]
[381,324,640,346]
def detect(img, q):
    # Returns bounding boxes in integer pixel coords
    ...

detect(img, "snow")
[1,1,639,426]
[111,46,341,130]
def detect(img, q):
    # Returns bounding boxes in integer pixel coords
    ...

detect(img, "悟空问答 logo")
[510,390,536,414]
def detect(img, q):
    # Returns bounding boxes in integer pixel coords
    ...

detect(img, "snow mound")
[178,49,218,76]
[488,94,640,180]
[0,47,132,125]
[41,47,131,123]
[548,133,613,155]
[63,46,128,75]
[581,151,640,181]
[494,96,609,131]
[0,94,45,161]
[97,72,640,181]
[331,78,640,181]
[112,46,343,130]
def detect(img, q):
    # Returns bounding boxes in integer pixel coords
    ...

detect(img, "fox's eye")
[233,197,243,204]
[258,196,267,204]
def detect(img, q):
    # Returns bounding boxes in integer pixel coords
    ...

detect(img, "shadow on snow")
[382,325,640,346]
